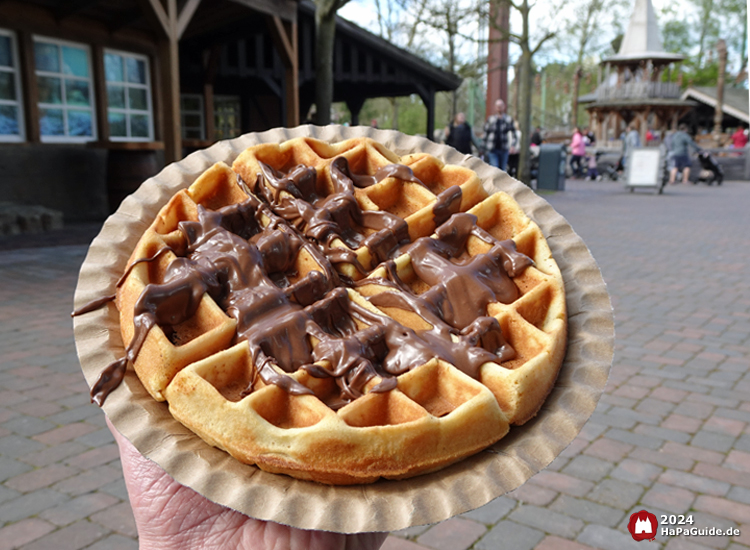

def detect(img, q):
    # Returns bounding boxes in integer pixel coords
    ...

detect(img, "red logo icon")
[628,510,658,541]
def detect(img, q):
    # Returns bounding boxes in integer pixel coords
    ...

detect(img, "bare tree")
[425,2,474,118]
[313,0,350,124]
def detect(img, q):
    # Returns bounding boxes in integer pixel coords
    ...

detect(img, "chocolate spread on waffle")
[82,158,533,408]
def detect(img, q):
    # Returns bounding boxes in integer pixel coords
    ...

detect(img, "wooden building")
[0,0,460,221]
[580,0,695,145]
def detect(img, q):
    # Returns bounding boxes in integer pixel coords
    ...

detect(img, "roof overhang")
[681,87,750,124]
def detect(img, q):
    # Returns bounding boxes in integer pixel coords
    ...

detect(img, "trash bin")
[537,144,566,191]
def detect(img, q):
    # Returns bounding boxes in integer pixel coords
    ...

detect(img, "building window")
[214,96,241,140]
[0,29,24,142]
[104,49,153,141]
[34,36,95,142]
[181,94,204,140]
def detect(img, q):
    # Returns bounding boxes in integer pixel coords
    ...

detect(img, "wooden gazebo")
[582,0,696,145]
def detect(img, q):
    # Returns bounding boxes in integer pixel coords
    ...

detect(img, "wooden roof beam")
[55,0,102,21]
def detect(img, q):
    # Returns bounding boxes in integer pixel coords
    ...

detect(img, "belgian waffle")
[99,137,567,484]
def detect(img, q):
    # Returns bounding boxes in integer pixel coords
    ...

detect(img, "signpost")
[625,147,666,194]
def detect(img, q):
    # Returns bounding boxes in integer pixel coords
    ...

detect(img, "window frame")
[33,34,97,143]
[213,95,241,141]
[104,48,154,142]
[180,93,205,140]
[0,28,25,143]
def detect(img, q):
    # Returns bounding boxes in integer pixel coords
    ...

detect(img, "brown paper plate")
[73,125,613,534]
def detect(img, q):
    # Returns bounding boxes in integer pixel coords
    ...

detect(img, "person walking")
[668,124,700,185]
[506,120,522,178]
[483,99,515,170]
[621,123,641,169]
[445,112,482,155]
[569,127,586,179]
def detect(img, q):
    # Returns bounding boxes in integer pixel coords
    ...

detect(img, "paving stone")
[5,463,79,493]
[475,520,544,550]
[391,524,432,538]
[507,484,557,506]
[17,519,108,550]
[658,469,730,497]
[0,456,33,482]
[549,494,624,527]
[99,478,129,500]
[73,428,114,448]
[588,479,644,510]
[583,438,633,462]
[64,445,120,470]
[0,435,45,459]
[725,450,750,473]
[44,404,101,426]
[0,518,56,550]
[89,501,137,538]
[535,535,597,550]
[641,483,696,514]
[664,512,738,550]
[605,428,664,450]
[561,454,613,482]
[577,422,608,442]
[661,442,725,465]
[527,471,594,498]
[691,430,737,453]
[577,525,645,550]
[693,463,750,490]
[416,518,486,550]
[610,458,663,486]
[694,496,750,524]
[0,489,70,523]
[381,537,432,550]
[1,415,56,437]
[40,492,119,527]
[509,504,584,538]
[51,464,122,496]
[80,534,138,550]
[634,424,692,444]
[662,414,703,433]
[724,487,750,510]
[589,412,637,430]
[703,416,745,437]
[460,496,515,524]
[0,485,21,506]
[32,423,98,446]
[17,442,87,467]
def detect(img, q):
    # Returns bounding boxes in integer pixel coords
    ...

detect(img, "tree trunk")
[713,39,727,136]
[518,48,533,185]
[314,9,337,124]
[571,65,582,127]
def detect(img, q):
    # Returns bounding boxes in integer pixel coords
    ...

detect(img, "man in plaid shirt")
[483,99,516,170]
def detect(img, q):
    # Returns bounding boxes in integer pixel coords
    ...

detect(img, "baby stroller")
[596,151,620,181]
[695,151,723,186]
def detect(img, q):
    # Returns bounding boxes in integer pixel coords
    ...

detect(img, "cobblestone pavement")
[1,179,749,549]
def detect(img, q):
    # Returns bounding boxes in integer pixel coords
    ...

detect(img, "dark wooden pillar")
[139,0,202,162]
[268,16,300,127]
[17,31,40,143]
[416,84,436,141]
[346,97,365,126]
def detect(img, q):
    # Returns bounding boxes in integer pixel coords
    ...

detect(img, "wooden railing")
[597,82,682,101]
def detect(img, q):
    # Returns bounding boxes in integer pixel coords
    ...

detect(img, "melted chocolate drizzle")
[79,158,534,409]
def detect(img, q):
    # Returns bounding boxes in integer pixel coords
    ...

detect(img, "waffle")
[104,137,567,484]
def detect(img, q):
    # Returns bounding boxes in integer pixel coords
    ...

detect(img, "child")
[586,154,599,180]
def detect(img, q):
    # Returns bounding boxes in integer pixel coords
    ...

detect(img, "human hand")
[107,417,388,550]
